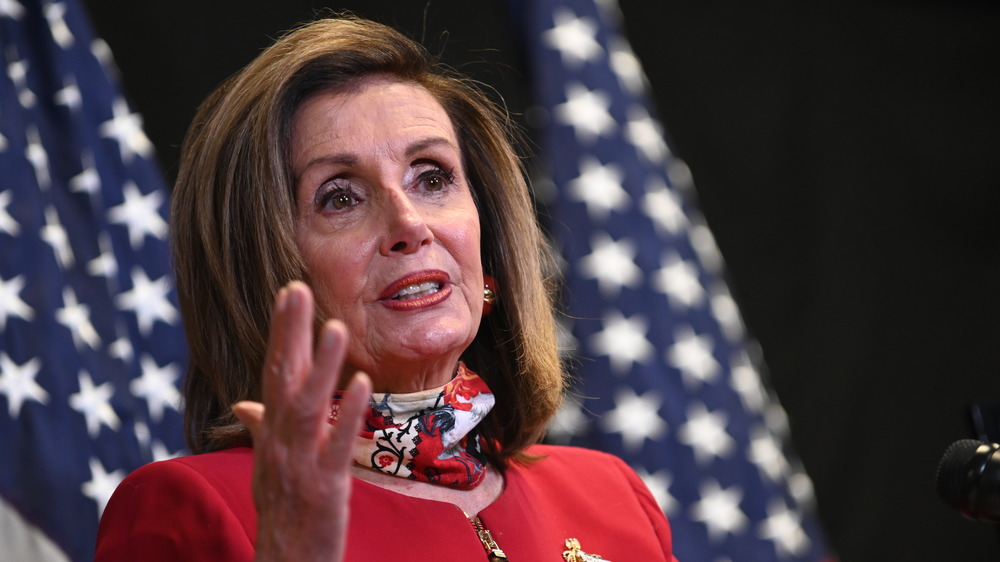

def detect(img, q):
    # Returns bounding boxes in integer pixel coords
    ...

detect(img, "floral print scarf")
[329,363,494,489]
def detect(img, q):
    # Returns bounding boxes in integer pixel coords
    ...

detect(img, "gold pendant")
[562,538,609,562]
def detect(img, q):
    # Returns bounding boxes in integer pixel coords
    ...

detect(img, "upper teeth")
[393,281,440,300]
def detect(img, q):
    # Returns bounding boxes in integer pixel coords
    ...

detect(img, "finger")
[232,401,266,439]
[290,320,352,449]
[324,371,372,470]
[301,319,350,407]
[261,281,315,410]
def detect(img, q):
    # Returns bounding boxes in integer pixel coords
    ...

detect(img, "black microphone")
[936,439,1000,523]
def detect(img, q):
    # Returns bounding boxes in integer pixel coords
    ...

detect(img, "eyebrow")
[298,136,458,179]
[404,136,457,159]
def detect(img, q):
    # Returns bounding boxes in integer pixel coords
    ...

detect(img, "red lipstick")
[379,270,452,311]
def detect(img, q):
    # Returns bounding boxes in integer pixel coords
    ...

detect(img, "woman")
[96,16,676,562]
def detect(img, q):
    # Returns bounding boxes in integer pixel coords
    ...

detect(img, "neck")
[345,359,460,394]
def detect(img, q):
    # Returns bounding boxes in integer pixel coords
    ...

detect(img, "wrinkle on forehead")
[291,79,460,179]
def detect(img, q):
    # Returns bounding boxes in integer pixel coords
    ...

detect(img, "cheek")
[450,214,482,265]
[297,237,364,312]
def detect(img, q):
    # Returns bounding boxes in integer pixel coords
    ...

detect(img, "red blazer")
[96,444,676,561]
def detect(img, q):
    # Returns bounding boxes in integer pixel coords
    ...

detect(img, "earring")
[483,274,497,316]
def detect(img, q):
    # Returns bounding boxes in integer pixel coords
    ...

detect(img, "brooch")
[562,538,609,562]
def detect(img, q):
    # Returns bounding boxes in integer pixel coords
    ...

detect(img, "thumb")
[232,401,266,440]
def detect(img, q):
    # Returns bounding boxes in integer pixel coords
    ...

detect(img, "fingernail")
[286,285,301,309]
[320,323,337,350]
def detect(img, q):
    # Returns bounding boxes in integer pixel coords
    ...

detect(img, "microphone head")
[936,439,1000,523]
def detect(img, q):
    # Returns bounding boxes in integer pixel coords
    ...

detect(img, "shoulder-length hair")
[171,16,563,468]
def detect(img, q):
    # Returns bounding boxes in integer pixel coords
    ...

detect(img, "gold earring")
[483,274,497,315]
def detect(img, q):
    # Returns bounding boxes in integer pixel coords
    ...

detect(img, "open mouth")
[391,281,442,301]
[379,270,451,310]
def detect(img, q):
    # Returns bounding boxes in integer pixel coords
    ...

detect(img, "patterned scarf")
[329,363,494,489]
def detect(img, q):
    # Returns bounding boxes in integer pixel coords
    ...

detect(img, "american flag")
[0,1,187,561]
[513,0,833,559]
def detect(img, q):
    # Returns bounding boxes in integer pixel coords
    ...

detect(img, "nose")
[379,189,433,255]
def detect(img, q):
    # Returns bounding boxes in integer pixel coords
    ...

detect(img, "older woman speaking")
[95,16,676,562]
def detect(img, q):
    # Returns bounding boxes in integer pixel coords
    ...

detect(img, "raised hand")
[233,281,372,562]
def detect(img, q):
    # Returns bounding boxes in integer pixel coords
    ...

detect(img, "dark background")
[81,1,1000,560]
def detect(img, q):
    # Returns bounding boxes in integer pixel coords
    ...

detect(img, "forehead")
[290,78,458,157]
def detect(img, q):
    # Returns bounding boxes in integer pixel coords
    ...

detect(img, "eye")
[424,175,445,192]
[315,181,361,211]
[417,167,455,192]
[326,191,356,210]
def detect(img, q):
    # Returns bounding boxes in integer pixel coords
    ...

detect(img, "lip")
[378,269,452,311]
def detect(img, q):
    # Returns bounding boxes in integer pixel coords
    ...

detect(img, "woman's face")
[291,78,483,392]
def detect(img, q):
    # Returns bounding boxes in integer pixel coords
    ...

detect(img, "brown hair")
[171,16,563,468]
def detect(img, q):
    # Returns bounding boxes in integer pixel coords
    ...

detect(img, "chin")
[392,321,475,360]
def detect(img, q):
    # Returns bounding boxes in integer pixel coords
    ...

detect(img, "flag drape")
[0,1,187,560]
[510,0,832,559]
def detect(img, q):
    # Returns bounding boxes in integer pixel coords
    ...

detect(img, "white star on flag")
[546,398,590,444]
[641,177,689,236]
[98,97,153,163]
[666,327,721,388]
[748,425,791,483]
[130,354,180,423]
[589,309,654,375]
[600,386,667,453]
[758,499,811,558]
[70,152,101,195]
[114,267,179,336]
[150,439,183,463]
[107,330,134,363]
[764,402,792,440]
[69,370,121,438]
[0,274,34,329]
[0,0,26,19]
[688,222,724,274]
[607,35,646,95]
[578,232,642,298]
[55,74,82,110]
[788,472,819,511]
[6,49,35,107]
[87,232,118,280]
[678,402,736,465]
[691,479,749,541]
[89,37,114,69]
[56,286,101,351]
[569,155,628,220]
[554,82,616,143]
[711,287,747,343]
[633,466,677,515]
[0,190,22,235]
[625,105,669,164]
[25,125,50,189]
[729,352,767,414]
[43,1,73,48]
[106,181,167,250]
[653,251,706,309]
[0,352,47,417]
[133,420,151,451]
[41,205,74,269]
[81,457,125,519]
[543,7,603,67]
